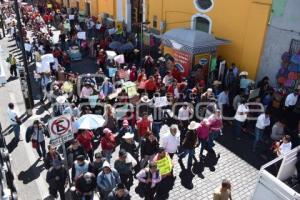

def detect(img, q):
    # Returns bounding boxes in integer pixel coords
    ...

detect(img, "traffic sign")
[48,115,73,145]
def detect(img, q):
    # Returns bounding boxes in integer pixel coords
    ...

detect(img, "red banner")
[172,49,192,77]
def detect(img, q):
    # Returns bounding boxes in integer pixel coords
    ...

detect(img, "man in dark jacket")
[92,152,106,177]
[114,149,136,190]
[44,145,62,169]
[67,139,86,166]
[107,183,131,200]
[75,172,97,200]
[140,132,159,168]
[178,121,199,170]
[46,160,68,200]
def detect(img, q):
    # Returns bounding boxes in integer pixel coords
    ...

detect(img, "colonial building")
[61,0,273,80]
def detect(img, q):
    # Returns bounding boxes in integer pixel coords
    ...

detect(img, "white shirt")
[217,91,229,109]
[255,113,270,130]
[161,133,180,154]
[178,107,192,121]
[7,108,18,125]
[279,142,292,155]
[285,93,298,107]
[234,104,249,122]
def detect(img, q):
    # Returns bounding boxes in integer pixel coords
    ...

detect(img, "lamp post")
[13,0,34,115]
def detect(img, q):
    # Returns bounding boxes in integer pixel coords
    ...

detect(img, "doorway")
[131,0,143,33]
[85,2,91,17]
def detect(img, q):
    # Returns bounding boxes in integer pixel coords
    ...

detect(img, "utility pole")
[13,0,34,115]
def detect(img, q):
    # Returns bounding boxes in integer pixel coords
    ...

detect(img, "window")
[194,0,214,13]
[195,16,210,33]
[153,15,157,28]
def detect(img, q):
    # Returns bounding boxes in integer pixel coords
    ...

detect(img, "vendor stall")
[162,28,229,80]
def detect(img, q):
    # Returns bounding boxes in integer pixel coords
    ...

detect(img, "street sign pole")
[13,0,34,116]
[61,138,72,187]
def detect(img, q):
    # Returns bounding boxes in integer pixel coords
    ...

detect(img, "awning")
[162,28,230,54]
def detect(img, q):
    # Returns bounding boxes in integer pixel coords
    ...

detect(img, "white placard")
[77,31,86,40]
[41,53,55,63]
[24,43,32,52]
[36,61,50,73]
[114,54,125,64]
[68,15,75,20]
[154,96,169,107]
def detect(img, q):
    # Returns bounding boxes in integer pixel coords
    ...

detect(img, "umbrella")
[109,41,122,50]
[118,42,134,53]
[239,71,248,76]
[106,50,117,60]
[75,114,105,130]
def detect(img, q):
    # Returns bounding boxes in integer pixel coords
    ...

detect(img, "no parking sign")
[48,115,73,146]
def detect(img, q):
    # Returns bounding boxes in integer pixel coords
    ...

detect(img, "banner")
[77,31,86,40]
[172,49,192,77]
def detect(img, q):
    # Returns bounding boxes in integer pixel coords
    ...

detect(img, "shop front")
[162,28,229,81]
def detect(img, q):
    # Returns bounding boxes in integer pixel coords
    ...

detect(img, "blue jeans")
[179,148,195,166]
[253,128,264,150]
[103,150,113,163]
[152,122,162,140]
[208,131,220,148]
[12,124,20,140]
[199,139,209,157]
[233,120,243,138]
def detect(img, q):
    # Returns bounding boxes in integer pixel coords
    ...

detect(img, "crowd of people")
[2,1,300,200]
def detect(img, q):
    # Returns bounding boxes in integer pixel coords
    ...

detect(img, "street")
[0,35,262,200]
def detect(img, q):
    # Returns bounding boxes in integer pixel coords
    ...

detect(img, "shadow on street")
[18,159,45,184]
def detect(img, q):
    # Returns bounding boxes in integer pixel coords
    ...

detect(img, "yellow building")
[144,0,272,79]
[61,0,272,79]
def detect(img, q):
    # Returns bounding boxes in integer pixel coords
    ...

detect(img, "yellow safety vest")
[156,155,172,176]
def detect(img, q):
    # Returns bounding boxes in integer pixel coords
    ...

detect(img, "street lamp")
[13,0,34,115]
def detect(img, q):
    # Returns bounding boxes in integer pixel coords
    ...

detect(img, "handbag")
[31,139,38,148]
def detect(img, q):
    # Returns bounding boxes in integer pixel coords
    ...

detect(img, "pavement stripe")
[9,92,49,199]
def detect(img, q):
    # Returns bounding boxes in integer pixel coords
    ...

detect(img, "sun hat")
[213,80,222,85]
[122,132,134,139]
[103,128,112,134]
[188,121,200,130]
[239,71,248,76]
[207,88,213,92]
[56,95,67,104]
[141,95,151,103]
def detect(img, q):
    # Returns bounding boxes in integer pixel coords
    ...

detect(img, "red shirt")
[172,68,182,83]
[129,69,137,82]
[137,119,151,137]
[167,85,174,95]
[137,74,146,83]
[76,131,94,152]
[101,134,116,151]
[145,80,157,91]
